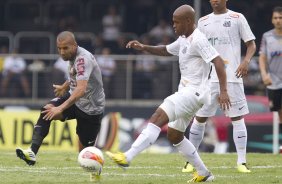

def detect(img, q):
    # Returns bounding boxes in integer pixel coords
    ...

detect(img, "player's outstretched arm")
[126,40,172,56]
[212,56,231,110]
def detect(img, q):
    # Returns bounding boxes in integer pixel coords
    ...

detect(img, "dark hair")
[273,6,282,13]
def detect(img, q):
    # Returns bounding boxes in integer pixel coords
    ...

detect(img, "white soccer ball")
[78,146,104,173]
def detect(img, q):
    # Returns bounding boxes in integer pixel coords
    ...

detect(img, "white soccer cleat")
[16,147,36,166]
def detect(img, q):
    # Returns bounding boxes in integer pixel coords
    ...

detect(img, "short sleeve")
[75,57,93,81]
[197,19,204,33]
[195,37,219,63]
[238,14,256,42]
[166,37,180,56]
[259,33,267,55]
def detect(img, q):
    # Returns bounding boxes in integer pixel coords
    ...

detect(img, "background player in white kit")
[106,5,231,182]
[182,0,256,173]
[16,31,105,168]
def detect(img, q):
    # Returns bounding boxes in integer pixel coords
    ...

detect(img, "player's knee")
[149,108,169,127]
[167,128,184,144]
[41,104,54,111]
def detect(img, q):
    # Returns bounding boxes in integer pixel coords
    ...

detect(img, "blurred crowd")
[0,0,279,99]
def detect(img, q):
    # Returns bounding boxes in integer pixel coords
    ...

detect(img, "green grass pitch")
[1,150,281,184]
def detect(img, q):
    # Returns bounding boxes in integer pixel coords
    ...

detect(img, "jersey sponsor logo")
[229,13,240,18]
[77,58,85,76]
[223,60,229,68]
[223,21,231,27]
[208,37,231,46]
[270,50,282,58]
[223,60,229,65]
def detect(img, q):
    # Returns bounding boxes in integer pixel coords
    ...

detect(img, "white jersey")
[198,10,255,83]
[3,56,26,74]
[166,28,219,89]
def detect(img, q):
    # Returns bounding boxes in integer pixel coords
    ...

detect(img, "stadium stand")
[0,0,280,101]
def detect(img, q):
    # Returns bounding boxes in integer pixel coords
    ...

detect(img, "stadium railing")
[14,31,56,54]
[0,31,14,53]
[0,53,179,107]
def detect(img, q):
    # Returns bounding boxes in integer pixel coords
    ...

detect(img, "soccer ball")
[78,146,104,173]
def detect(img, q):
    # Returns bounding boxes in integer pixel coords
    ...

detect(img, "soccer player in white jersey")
[182,0,256,173]
[259,6,282,147]
[15,31,105,181]
[106,5,231,182]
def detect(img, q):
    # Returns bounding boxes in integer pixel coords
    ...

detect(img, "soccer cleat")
[187,172,214,183]
[90,172,101,182]
[237,163,251,173]
[105,151,129,169]
[16,148,36,166]
[182,162,194,173]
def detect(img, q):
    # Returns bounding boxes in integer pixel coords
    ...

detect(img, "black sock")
[30,107,52,155]
[31,144,40,155]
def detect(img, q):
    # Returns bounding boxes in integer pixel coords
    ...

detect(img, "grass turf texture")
[1,150,281,184]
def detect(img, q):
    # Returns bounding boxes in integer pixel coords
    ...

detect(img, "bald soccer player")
[16,31,105,171]
[106,5,231,183]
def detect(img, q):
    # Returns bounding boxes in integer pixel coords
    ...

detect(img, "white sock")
[125,123,161,162]
[232,119,247,165]
[189,119,206,150]
[174,137,209,176]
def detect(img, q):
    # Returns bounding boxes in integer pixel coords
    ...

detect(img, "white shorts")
[160,85,211,132]
[196,82,249,118]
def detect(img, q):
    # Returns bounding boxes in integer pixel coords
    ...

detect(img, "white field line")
[0,165,282,170]
[1,169,282,179]
[0,165,282,178]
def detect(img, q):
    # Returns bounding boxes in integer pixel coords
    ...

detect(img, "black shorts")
[48,93,103,147]
[267,88,282,111]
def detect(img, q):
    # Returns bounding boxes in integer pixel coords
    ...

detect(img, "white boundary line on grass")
[0,165,282,170]
[1,168,282,179]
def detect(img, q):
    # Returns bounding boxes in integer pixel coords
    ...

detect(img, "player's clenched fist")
[126,40,144,50]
